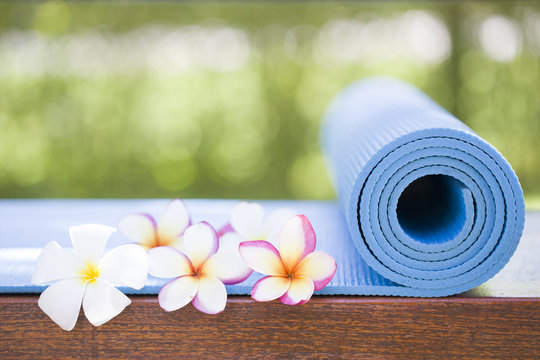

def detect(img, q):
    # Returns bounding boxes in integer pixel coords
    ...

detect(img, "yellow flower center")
[80,262,100,284]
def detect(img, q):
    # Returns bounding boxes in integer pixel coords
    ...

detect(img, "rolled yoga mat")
[321,77,525,297]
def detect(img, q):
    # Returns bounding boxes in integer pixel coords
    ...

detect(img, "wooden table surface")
[1,212,539,359]
[1,295,539,359]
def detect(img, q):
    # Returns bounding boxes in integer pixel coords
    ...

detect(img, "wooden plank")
[1,295,539,359]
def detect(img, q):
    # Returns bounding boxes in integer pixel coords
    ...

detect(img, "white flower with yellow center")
[149,222,252,314]
[32,224,148,331]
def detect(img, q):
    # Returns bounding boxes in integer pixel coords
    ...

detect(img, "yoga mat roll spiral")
[322,77,525,297]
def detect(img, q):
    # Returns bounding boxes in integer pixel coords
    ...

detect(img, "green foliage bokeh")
[0,2,538,203]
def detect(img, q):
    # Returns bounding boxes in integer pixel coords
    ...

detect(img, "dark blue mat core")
[396,174,469,245]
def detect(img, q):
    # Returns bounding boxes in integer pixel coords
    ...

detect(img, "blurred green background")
[0,1,539,207]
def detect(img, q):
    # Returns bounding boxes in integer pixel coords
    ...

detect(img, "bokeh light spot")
[478,15,522,62]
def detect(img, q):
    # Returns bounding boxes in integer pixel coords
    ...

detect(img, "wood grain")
[1,295,539,359]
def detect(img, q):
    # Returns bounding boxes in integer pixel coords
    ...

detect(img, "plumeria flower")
[32,224,148,331]
[239,215,336,305]
[219,201,296,246]
[118,199,190,250]
[148,222,250,314]
[217,202,296,282]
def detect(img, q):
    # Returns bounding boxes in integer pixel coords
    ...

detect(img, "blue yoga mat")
[0,78,525,297]
[322,77,525,296]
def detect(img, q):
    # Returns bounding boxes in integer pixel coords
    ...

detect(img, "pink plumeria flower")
[118,199,190,250]
[217,202,296,282]
[32,224,148,331]
[239,215,336,305]
[148,222,250,314]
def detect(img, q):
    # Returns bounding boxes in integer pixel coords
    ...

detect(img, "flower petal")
[217,223,234,238]
[38,277,85,331]
[157,199,190,243]
[148,246,193,279]
[182,222,218,270]
[295,251,337,291]
[251,275,290,302]
[70,224,116,263]
[83,279,131,326]
[118,214,157,248]
[277,215,316,272]
[167,236,186,253]
[99,244,148,289]
[203,250,253,285]
[238,241,287,276]
[218,232,244,252]
[32,241,80,284]
[158,275,198,312]
[230,202,265,240]
[262,208,297,244]
[280,276,314,305]
[192,275,227,314]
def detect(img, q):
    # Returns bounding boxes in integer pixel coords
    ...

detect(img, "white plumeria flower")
[220,201,297,246]
[218,202,296,281]
[239,215,336,305]
[118,199,190,250]
[32,224,148,331]
[148,222,250,314]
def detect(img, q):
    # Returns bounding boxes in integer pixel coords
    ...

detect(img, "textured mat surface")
[322,78,525,296]
[0,78,526,297]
